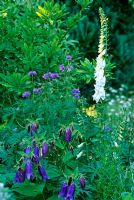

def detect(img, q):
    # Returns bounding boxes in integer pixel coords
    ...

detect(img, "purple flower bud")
[28,71,37,76]
[22,91,30,98]
[31,123,38,133]
[66,55,72,61]
[24,146,31,154]
[34,146,40,157]
[38,165,48,181]
[14,168,25,183]
[32,140,36,148]
[65,183,75,200]
[25,160,33,180]
[65,128,72,143]
[104,126,112,132]
[59,64,65,71]
[42,143,48,157]
[80,177,85,189]
[58,182,68,198]
[33,88,41,94]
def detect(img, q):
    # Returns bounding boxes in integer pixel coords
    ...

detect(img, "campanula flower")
[65,183,75,200]
[65,128,72,143]
[42,143,48,157]
[31,123,38,133]
[66,55,72,61]
[22,91,30,98]
[67,65,73,72]
[25,159,33,180]
[72,89,80,99]
[80,177,85,189]
[43,72,59,79]
[38,165,48,181]
[14,168,25,183]
[24,146,31,154]
[104,126,112,132]
[33,146,40,163]
[58,182,68,198]
[28,71,37,76]
[59,64,65,71]
[33,88,41,94]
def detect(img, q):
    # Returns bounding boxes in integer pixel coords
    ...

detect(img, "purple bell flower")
[72,89,80,99]
[59,64,65,71]
[22,91,30,98]
[42,73,50,79]
[49,73,59,79]
[38,165,48,181]
[33,88,41,94]
[65,128,72,143]
[28,71,37,76]
[42,142,48,157]
[104,126,112,132]
[14,168,25,183]
[24,146,31,154]
[58,182,68,198]
[67,65,73,72]
[80,177,85,189]
[25,160,33,180]
[65,183,75,200]
[31,123,38,133]
[66,55,72,61]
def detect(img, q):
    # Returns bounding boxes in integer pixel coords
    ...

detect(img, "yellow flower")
[37,6,49,16]
[36,12,42,18]
[85,105,97,117]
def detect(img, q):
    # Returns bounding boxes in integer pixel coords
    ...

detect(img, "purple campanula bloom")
[25,159,33,180]
[65,183,75,200]
[38,165,48,181]
[31,123,38,133]
[28,71,37,76]
[49,73,59,79]
[32,146,40,163]
[42,142,48,157]
[67,65,73,72]
[72,89,80,99]
[22,91,30,98]
[24,146,31,154]
[42,73,50,79]
[65,128,72,143]
[33,88,41,94]
[80,177,85,189]
[14,168,25,183]
[32,140,36,148]
[66,55,72,61]
[59,64,65,71]
[58,182,68,198]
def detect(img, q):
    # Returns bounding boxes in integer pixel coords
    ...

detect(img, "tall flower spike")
[38,165,48,181]
[58,182,68,198]
[93,8,108,103]
[25,159,33,180]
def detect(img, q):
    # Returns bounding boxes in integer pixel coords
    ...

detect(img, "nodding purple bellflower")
[66,55,72,61]
[33,88,41,94]
[65,183,75,200]
[28,71,37,76]
[58,182,68,198]
[14,168,25,183]
[38,165,48,181]
[42,142,48,157]
[59,64,65,71]
[22,91,30,98]
[24,146,31,154]
[33,146,40,163]
[65,128,72,143]
[25,159,33,180]
[43,72,59,80]
[72,89,80,99]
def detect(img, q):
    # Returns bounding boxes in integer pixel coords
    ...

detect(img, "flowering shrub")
[0,1,134,200]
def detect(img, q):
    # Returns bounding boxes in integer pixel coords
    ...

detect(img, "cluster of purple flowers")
[72,89,80,99]
[14,123,49,183]
[42,72,59,79]
[14,142,49,183]
[58,182,75,200]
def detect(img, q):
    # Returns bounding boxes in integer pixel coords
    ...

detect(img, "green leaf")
[12,182,44,197]
[47,165,61,178]
[62,151,74,163]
